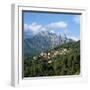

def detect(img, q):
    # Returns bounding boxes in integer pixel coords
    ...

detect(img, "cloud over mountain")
[46,21,67,30]
[24,23,45,35]
[24,21,68,36]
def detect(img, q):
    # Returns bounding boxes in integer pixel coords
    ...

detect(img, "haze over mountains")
[24,30,77,57]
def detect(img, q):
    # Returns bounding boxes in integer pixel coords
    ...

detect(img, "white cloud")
[67,36,79,41]
[46,21,67,30]
[24,21,68,35]
[29,23,42,33]
[24,23,45,35]
[50,30,55,33]
[73,15,80,24]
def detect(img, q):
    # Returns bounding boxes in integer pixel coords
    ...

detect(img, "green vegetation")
[24,41,80,77]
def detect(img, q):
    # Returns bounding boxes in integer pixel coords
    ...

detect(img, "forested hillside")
[24,40,80,77]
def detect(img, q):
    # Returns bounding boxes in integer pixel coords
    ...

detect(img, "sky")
[23,11,80,41]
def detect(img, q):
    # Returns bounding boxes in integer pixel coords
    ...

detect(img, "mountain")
[24,31,75,57]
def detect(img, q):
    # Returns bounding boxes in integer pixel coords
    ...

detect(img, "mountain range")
[24,31,75,57]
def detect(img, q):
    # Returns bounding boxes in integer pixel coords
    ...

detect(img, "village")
[33,48,72,64]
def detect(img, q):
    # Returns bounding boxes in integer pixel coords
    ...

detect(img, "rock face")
[24,31,75,57]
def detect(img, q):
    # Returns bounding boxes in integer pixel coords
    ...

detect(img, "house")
[48,60,52,64]
[33,56,37,60]
[48,52,50,56]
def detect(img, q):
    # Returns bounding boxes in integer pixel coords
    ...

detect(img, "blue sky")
[23,11,80,41]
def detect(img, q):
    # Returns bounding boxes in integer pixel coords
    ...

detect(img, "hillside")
[24,40,80,77]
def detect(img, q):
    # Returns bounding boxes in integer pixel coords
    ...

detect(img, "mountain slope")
[24,31,75,57]
[24,40,80,77]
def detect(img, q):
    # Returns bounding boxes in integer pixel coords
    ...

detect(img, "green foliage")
[24,41,80,77]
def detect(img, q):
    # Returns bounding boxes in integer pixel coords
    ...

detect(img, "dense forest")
[24,40,80,77]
